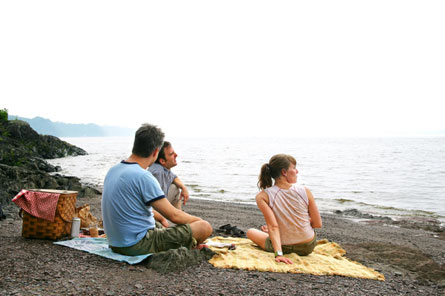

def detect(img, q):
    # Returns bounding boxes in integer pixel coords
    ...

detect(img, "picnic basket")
[20,189,78,240]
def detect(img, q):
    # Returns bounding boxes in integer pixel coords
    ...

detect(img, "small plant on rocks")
[0,108,8,122]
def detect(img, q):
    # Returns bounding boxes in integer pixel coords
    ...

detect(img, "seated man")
[102,123,212,256]
[148,141,189,210]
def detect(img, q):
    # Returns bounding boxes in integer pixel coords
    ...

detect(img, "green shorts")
[111,224,196,256]
[265,234,317,256]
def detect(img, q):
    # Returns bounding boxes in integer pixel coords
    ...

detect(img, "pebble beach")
[1,195,444,295]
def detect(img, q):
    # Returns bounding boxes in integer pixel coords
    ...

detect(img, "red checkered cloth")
[12,190,60,221]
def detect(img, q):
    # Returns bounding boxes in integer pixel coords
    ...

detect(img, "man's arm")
[172,177,189,205]
[151,198,201,225]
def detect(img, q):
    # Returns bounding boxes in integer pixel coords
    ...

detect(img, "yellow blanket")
[207,237,384,281]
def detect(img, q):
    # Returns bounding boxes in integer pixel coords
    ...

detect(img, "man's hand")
[173,177,190,206]
[275,255,293,264]
[153,209,169,227]
[181,187,189,205]
[159,217,169,228]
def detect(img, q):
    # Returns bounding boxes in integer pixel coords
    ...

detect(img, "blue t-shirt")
[102,161,165,248]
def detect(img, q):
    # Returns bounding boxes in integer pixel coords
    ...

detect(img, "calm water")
[48,137,445,224]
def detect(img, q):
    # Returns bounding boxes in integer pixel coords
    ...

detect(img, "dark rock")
[392,216,444,233]
[335,208,444,233]
[79,186,102,198]
[0,164,84,205]
[334,209,392,221]
[0,119,88,206]
[0,120,86,167]
[0,203,6,220]
[5,119,40,140]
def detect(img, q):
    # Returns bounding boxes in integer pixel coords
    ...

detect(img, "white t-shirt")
[264,184,315,245]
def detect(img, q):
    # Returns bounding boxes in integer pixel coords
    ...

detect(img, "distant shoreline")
[9,115,135,137]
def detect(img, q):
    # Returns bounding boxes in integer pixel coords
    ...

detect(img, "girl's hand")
[275,255,293,264]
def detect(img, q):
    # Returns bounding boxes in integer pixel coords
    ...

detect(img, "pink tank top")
[264,184,315,245]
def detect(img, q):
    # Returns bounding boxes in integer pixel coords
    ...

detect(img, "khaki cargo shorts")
[111,223,196,256]
[167,184,181,204]
[264,234,317,256]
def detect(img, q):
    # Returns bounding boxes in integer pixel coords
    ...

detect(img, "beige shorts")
[167,184,181,204]
[265,234,317,256]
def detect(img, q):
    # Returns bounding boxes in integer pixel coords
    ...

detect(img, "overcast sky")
[1,1,444,137]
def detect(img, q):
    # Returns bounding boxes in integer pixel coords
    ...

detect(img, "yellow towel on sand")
[207,237,384,281]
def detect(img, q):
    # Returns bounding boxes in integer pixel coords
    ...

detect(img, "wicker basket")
[20,189,77,240]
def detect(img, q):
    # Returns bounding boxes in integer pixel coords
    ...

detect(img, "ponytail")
[257,154,297,190]
[258,163,273,190]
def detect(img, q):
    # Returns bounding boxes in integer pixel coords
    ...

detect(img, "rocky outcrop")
[0,163,83,201]
[0,119,96,208]
[0,120,86,169]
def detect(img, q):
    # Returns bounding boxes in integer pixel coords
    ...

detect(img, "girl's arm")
[256,191,293,264]
[305,187,322,228]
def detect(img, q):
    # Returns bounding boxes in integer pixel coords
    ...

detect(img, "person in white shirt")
[247,154,322,265]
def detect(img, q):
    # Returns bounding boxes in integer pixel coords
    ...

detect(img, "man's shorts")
[167,184,181,205]
[111,224,196,256]
[264,234,317,256]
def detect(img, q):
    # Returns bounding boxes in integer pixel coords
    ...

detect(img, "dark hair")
[155,141,171,164]
[258,154,297,190]
[131,123,165,157]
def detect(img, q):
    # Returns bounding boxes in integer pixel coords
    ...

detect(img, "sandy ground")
[1,195,444,295]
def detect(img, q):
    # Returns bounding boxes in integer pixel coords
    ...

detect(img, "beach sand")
[1,195,444,295]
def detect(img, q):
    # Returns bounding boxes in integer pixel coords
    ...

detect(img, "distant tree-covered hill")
[8,115,135,137]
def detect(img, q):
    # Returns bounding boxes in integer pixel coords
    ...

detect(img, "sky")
[1,1,444,138]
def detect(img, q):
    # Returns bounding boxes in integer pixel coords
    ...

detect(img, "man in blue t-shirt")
[102,123,212,255]
[148,141,189,210]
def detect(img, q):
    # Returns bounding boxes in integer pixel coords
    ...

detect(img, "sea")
[47,137,445,225]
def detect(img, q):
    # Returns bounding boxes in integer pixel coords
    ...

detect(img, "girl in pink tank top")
[246,154,322,265]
